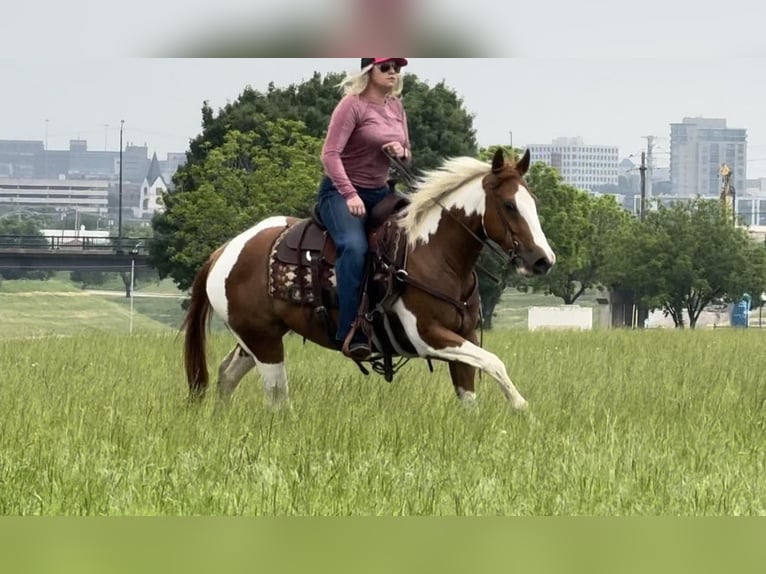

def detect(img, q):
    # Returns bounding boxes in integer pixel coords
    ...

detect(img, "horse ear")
[491,148,505,172]
[516,149,531,176]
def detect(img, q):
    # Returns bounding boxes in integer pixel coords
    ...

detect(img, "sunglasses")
[376,62,402,74]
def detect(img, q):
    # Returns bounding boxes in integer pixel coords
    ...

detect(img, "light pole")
[118,119,124,240]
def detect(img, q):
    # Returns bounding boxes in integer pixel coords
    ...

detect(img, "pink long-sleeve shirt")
[321,94,411,198]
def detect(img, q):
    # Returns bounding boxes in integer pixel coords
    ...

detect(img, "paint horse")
[182,148,555,409]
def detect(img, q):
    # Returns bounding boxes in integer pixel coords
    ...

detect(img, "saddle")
[273,193,408,266]
[268,191,412,376]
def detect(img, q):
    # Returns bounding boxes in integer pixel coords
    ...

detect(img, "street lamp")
[118,119,124,240]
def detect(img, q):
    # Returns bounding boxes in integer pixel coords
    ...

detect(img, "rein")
[387,155,519,349]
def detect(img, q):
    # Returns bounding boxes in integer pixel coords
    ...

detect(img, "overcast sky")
[3,0,766,176]
[3,58,766,177]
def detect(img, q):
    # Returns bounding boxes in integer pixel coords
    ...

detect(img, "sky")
[2,0,766,178]
[3,0,765,58]
[3,58,766,178]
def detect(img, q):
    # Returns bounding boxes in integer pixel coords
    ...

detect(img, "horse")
[181,148,555,410]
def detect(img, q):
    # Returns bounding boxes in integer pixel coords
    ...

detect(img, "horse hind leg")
[226,329,290,408]
[255,357,289,408]
[217,344,256,400]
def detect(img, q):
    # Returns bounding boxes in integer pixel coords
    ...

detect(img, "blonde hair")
[337,63,404,98]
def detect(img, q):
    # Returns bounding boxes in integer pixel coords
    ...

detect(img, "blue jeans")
[317,176,391,344]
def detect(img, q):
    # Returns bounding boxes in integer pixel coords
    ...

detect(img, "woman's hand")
[382,142,405,158]
[346,194,366,217]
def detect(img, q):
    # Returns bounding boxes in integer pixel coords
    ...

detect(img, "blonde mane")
[398,156,491,235]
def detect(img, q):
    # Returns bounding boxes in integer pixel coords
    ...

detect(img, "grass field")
[1,324,764,516]
[0,274,597,338]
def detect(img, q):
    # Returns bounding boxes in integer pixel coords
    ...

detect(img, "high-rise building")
[526,137,619,191]
[669,117,747,197]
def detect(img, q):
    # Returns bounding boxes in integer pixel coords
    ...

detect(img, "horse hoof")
[512,398,529,411]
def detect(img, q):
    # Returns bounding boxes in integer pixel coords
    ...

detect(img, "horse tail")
[181,255,215,399]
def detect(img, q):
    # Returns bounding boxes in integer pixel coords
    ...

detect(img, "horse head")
[481,148,556,276]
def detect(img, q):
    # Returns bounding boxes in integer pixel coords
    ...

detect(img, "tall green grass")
[1,328,764,515]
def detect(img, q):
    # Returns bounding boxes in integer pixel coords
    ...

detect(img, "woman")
[318,57,412,361]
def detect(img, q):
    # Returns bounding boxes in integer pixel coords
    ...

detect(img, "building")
[734,178,766,233]
[137,152,167,219]
[669,117,747,197]
[526,136,620,192]
[0,138,184,184]
[0,137,187,224]
[0,178,109,215]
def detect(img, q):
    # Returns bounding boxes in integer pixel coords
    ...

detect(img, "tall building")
[526,137,619,192]
[669,117,747,197]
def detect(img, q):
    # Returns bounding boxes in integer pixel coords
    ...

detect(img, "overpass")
[0,235,155,272]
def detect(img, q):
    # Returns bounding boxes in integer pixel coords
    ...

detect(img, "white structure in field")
[528,306,593,331]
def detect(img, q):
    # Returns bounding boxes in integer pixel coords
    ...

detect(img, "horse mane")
[398,156,491,236]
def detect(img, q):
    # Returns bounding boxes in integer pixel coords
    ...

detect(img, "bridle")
[385,154,526,357]
[389,155,522,285]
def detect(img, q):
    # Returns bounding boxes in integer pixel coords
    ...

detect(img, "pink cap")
[361,58,409,69]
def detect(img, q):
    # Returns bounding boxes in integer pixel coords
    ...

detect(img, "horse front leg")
[422,326,528,411]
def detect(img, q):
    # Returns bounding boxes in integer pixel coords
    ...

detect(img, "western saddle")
[269,191,412,379]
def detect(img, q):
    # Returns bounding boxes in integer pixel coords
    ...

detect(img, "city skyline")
[1,59,765,179]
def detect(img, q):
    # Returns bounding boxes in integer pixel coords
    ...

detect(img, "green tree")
[570,194,633,301]
[401,74,479,174]
[70,269,108,289]
[0,215,54,281]
[151,122,324,291]
[174,70,478,194]
[178,73,344,192]
[603,198,766,328]
[153,70,480,291]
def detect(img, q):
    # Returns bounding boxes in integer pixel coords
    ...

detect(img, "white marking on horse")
[256,360,289,406]
[407,177,486,247]
[390,299,528,410]
[515,185,555,263]
[207,215,287,323]
[399,157,490,248]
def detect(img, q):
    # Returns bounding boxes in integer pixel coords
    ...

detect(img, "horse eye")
[504,201,517,212]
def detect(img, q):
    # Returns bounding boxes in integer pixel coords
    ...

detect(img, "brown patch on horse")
[225,223,297,348]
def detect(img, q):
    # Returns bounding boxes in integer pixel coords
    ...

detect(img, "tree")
[401,74,479,174]
[574,194,634,300]
[153,70,480,291]
[178,73,344,192]
[151,122,324,291]
[603,198,766,328]
[0,215,54,281]
[175,71,479,192]
[70,269,108,289]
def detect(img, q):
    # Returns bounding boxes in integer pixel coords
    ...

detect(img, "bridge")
[0,235,155,272]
